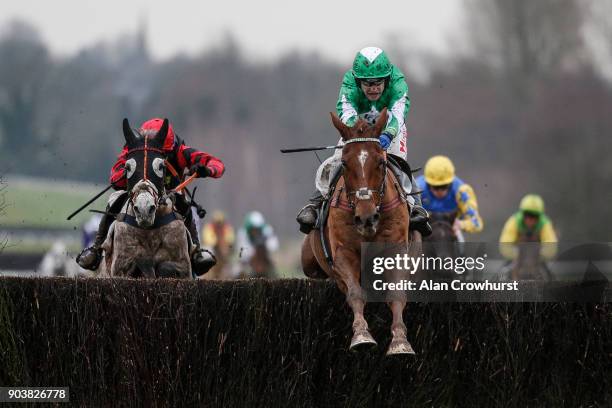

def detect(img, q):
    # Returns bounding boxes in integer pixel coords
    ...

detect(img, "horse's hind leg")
[301,234,327,279]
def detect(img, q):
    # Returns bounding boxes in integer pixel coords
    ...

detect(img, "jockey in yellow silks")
[202,211,235,249]
[499,194,558,260]
[416,155,483,238]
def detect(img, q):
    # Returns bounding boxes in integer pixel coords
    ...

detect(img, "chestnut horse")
[302,108,421,355]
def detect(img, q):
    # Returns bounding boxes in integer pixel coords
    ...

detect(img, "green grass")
[2,178,110,229]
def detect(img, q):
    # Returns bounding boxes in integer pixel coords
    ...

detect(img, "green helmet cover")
[352,47,392,79]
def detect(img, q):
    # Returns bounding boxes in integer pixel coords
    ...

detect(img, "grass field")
[1,176,110,229]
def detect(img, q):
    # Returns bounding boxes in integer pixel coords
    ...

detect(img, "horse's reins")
[164,158,198,194]
[334,137,402,213]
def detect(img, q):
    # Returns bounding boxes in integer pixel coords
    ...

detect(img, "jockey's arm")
[109,145,129,190]
[539,221,558,260]
[499,216,519,260]
[336,71,359,126]
[176,144,225,178]
[263,225,279,252]
[455,184,484,233]
[383,72,410,138]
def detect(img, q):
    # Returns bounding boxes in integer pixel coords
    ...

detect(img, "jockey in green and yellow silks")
[416,155,483,236]
[499,194,558,260]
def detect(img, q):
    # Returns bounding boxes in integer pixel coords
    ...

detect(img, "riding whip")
[66,183,114,220]
[280,145,343,153]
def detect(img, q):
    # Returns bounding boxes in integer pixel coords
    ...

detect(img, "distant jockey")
[499,194,558,260]
[77,118,225,275]
[416,155,483,240]
[202,211,235,250]
[235,211,278,276]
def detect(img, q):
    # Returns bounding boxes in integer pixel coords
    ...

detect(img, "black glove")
[190,164,213,178]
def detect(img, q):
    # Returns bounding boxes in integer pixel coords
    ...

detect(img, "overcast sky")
[0,0,463,62]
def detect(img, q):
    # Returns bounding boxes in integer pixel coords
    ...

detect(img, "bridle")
[126,135,167,208]
[128,179,162,213]
[341,137,387,212]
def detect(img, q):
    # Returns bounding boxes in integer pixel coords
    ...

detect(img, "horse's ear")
[373,108,388,136]
[330,112,350,140]
[122,118,137,146]
[153,118,169,146]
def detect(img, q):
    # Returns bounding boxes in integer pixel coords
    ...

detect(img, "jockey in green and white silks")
[296,46,431,237]
[337,49,409,158]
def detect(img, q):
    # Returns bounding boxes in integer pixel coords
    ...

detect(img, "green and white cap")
[352,47,392,79]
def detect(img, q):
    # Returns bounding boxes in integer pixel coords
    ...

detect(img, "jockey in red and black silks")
[77,118,225,275]
[109,118,225,190]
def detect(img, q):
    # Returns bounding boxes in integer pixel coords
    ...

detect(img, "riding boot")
[391,163,432,237]
[296,190,324,234]
[76,192,128,270]
[409,179,433,237]
[184,211,216,276]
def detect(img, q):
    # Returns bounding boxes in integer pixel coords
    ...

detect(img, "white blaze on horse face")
[125,158,136,179]
[132,180,158,227]
[358,150,368,178]
[152,158,165,178]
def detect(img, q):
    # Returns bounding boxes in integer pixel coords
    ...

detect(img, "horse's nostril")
[134,207,140,214]
[354,215,363,226]
[148,205,155,214]
[372,213,380,223]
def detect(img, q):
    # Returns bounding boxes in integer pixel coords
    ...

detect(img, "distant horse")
[423,211,459,279]
[101,118,191,278]
[302,108,421,355]
[510,241,552,281]
[248,227,276,279]
[203,234,232,280]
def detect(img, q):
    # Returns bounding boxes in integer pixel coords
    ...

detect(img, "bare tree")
[0,21,50,165]
[464,0,586,99]
[0,175,7,253]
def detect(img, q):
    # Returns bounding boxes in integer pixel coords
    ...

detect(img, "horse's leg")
[301,234,327,279]
[386,298,415,355]
[156,261,190,279]
[335,248,377,350]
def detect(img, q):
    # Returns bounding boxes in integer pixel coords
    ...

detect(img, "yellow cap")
[519,194,545,214]
[424,155,455,186]
[212,210,226,222]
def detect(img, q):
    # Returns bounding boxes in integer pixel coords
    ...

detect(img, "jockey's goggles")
[359,77,387,87]
[430,184,451,191]
[523,211,540,218]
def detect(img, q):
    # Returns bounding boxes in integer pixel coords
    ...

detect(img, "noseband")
[129,179,162,208]
[342,138,387,211]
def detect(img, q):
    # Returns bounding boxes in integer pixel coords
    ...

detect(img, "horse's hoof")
[349,332,377,351]
[386,339,416,356]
